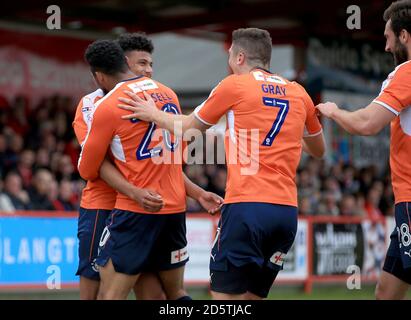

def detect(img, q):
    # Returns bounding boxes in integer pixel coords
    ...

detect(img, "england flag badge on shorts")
[171,246,189,264]
[270,251,286,267]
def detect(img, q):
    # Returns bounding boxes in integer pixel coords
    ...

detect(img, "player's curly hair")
[117,32,154,54]
[384,0,411,36]
[232,28,272,67]
[84,40,128,75]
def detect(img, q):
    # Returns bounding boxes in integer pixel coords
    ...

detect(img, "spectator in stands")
[34,148,50,169]
[4,133,24,170]
[304,158,322,190]
[297,168,315,199]
[27,169,55,210]
[340,194,361,216]
[340,164,360,194]
[330,162,344,182]
[298,196,313,215]
[359,166,376,196]
[55,154,75,181]
[54,110,68,140]
[16,149,35,189]
[0,172,30,212]
[0,189,13,212]
[40,132,57,154]
[364,187,384,220]
[50,152,63,174]
[318,191,340,216]
[323,176,342,202]
[53,180,77,211]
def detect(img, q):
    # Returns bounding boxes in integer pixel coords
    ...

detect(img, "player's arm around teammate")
[317,1,411,300]
[99,158,164,212]
[316,101,395,136]
[117,83,326,162]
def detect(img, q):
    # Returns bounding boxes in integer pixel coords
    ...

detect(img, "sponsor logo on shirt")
[127,80,159,93]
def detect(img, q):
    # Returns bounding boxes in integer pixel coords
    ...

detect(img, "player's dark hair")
[384,0,411,36]
[117,32,154,54]
[84,40,128,75]
[232,28,272,67]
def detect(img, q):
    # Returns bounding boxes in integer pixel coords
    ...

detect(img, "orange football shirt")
[373,60,411,204]
[78,76,186,214]
[73,89,116,210]
[195,68,322,207]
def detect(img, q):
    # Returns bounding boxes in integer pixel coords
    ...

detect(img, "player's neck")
[117,71,138,82]
[235,64,268,75]
[246,65,270,74]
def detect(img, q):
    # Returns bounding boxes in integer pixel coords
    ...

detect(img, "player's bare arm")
[99,157,164,213]
[118,90,209,135]
[316,101,395,136]
[183,173,223,215]
[78,105,116,181]
[302,133,325,159]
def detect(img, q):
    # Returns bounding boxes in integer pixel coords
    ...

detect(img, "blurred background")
[0,0,405,299]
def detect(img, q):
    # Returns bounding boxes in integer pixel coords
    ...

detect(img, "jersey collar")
[119,75,144,83]
[250,67,272,74]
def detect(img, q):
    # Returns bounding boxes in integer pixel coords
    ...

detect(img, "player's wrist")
[329,106,340,119]
[195,189,208,201]
[187,184,205,201]
[127,185,142,202]
[151,108,162,123]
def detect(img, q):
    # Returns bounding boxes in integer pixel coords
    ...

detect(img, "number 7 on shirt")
[261,97,289,146]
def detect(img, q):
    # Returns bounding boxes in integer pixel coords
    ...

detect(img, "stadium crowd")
[0,94,394,217]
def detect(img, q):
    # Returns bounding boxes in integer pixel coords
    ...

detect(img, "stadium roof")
[2,0,392,44]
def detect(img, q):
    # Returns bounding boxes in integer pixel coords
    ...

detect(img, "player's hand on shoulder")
[316,102,339,118]
[198,191,224,215]
[118,90,158,122]
[131,188,164,212]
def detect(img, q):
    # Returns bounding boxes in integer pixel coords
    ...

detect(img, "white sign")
[277,219,309,281]
[184,217,215,284]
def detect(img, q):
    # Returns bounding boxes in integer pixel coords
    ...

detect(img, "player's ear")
[124,55,131,68]
[94,71,102,83]
[94,71,107,88]
[237,51,246,65]
[400,29,409,44]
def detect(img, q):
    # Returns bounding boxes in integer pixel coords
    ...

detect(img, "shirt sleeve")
[194,75,239,126]
[77,98,116,181]
[297,85,322,137]
[72,100,87,145]
[168,90,188,164]
[373,63,411,116]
